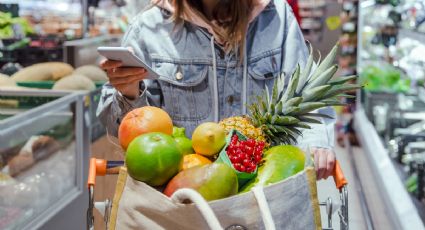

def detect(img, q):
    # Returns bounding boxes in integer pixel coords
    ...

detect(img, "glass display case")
[355,0,425,229]
[0,90,89,230]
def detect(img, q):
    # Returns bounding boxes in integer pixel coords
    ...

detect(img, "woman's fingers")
[313,148,336,180]
[324,151,336,179]
[317,149,327,180]
[107,67,146,78]
[100,59,123,70]
[109,72,147,85]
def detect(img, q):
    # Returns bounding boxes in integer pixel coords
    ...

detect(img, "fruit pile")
[226,135,265,173]
[117,43,357,202]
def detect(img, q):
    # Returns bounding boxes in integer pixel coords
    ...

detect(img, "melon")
[52,74,96,91]
[11,62,73,82]
[74,65,108,81]
[0,74,16,86]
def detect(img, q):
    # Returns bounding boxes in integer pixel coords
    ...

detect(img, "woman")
[97,0,336,180]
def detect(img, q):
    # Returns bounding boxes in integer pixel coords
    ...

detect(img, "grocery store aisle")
[317,140,400,230]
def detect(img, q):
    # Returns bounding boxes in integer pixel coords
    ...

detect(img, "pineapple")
[220,43,359,146]
[219,116,267,143]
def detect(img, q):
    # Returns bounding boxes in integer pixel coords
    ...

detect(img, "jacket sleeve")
[96,16,152,136]
[281,3,336,149]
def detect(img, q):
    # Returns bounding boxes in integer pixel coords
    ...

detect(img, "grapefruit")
[182,154,212,171]
[192,122,226,156]
[118,106,173,150]
[126,132,183,186]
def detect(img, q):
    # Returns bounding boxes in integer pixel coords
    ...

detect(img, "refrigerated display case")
[0,90,90,230]
[355,0,425,229]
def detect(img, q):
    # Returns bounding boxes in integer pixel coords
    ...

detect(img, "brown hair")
[172,0,254,58]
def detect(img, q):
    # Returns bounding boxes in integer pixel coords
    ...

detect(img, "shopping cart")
[87,158,348,230]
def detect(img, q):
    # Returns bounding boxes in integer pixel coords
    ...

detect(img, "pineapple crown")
[249,42,360,145]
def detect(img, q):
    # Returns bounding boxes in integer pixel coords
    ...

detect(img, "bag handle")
[252,186,276,230]
[171,187,276,230]
[171,189,224,230]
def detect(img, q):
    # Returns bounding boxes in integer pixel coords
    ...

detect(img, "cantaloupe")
[74,65,108,81]
[0,74,16,86]
[11,62,74,82]
[52,74,96,91]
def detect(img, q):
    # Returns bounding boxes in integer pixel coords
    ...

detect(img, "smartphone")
[97,46,159,80]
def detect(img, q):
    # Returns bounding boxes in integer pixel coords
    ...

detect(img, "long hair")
[172,0,254,58]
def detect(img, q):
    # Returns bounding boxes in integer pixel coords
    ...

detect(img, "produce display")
[0,12,34,39]
[117,44,358,201]
[0,62,106,91]
[360,64,410,93]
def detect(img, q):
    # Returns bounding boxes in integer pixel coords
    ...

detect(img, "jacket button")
[175,72,183,80]
[227,95,234,105]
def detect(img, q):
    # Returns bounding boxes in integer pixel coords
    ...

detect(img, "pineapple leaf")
[292,122,312,129]
[281,64,300,103]
[328,75,357,85]
[275,101,283,114]
[271,77,280,105]
[304,112,334,120]
[322,84,360,99]
[260,100,268,115]
[265,85,271,111]
[273,125,288,135]
[309,44,338,81]
[295,102,327,114]
[302,85,332,102]
[286,126,303,136]
[299,116,323,124]
[305,65,338,90]
[277,73,286,100]
[282,106,301,115]
[296,41,314,94]
[283,97,304,108]
[271,115,300,125]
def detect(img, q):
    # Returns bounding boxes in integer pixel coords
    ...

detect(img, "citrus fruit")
[182,154,212,170]
[192,122,226,156]
[172,127,195,155]
[126,132,183,186]
[118,106,173,150]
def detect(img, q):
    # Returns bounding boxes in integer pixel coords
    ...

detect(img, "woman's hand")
[100,59,148,99]
[312,148,336,180]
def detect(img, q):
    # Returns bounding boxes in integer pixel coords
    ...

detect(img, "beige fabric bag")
[108,167,321,230]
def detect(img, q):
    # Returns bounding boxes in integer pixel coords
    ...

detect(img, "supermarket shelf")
[353,109,425,230]
[399,29,425,44]
[299,1,326,9]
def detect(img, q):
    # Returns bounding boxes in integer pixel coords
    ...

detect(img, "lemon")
[192,122,226,156]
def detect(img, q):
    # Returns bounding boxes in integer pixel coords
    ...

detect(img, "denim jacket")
[97,0,335,149]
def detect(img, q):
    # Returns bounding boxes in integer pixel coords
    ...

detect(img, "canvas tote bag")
[108,166,321,230]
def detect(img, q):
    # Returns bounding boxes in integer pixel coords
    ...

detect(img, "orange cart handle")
[333,160,347,190]
[87,158,107,188]
[87,158,97,188]
[87,158,123,188]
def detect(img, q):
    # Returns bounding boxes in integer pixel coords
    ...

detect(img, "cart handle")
[87,158,124,188]
[333,160,347,190]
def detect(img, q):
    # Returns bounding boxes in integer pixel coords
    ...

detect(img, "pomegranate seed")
[254,155,262,163]
[243,159,251,167]
[240,165,246,172]
[247,139,256,147]
[234,163,241,170]
[230,156,238,163]
[239,152,247,159]
[235,154,243,163]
